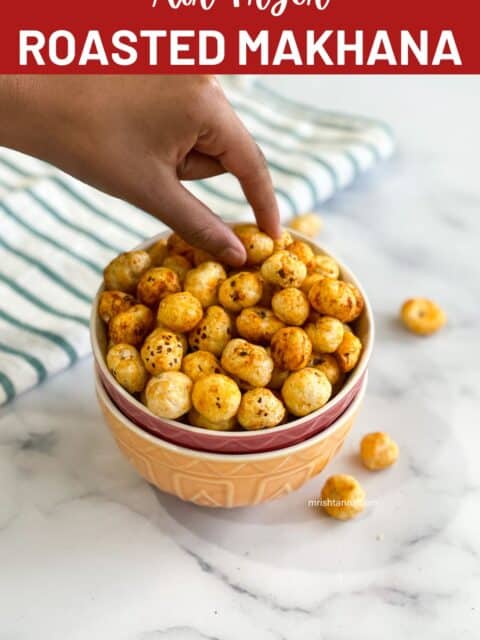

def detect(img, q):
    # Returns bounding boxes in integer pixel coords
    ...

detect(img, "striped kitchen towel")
[0,77,394,406]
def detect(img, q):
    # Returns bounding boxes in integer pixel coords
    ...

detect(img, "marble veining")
[0,76,479,639]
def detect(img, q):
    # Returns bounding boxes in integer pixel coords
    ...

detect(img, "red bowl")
[98,363,366,453]
[91,226,374,454]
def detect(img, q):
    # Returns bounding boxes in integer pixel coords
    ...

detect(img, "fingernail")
[219,246,246,266]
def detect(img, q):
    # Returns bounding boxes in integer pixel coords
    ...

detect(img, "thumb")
[150,176,247,267]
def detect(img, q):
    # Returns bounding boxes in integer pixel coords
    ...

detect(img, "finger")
[148,173,247,266]
[221,129,281,238]
[178,150,226,181]
[196,98,281,238]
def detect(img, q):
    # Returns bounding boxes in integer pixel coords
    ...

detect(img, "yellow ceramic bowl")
[96,369,367,509]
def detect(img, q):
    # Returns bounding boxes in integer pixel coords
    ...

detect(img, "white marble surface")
[1,76,479,639]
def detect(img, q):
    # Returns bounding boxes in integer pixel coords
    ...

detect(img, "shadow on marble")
[153,392,467,573]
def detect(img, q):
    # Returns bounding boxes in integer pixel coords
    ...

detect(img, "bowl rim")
[96,367,367,461]
[90,225,375,438]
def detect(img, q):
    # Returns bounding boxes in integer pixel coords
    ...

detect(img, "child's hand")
[1,75,280,265]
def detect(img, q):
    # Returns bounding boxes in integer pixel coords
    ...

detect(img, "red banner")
[1,0,478,73]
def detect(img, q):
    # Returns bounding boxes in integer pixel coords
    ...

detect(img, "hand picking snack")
[100,225,365,430]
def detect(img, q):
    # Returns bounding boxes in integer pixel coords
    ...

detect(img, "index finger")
[197,92,281,238]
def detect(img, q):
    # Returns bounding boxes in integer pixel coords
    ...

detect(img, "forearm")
[0,75,51,158]
[0,76,27,150]
[0,75,72,166]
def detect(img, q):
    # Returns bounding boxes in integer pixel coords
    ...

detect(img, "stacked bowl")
[91,227,374,508]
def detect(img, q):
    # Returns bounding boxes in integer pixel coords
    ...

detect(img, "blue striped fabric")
[0,77,394,405]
